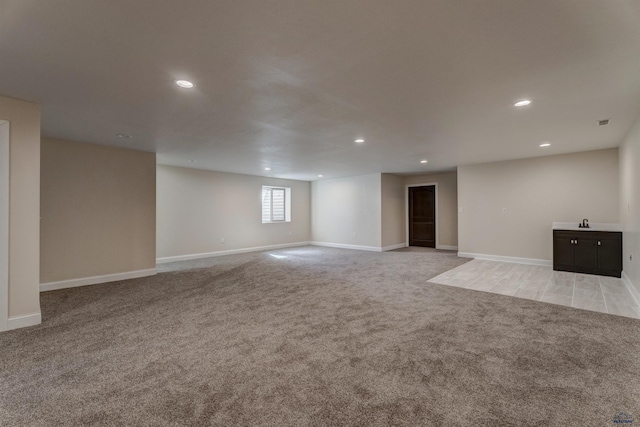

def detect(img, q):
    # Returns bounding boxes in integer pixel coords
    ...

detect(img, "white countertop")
[552,222,622,232]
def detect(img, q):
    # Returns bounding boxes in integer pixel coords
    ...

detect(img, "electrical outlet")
[459,207,464,213]
[220,237,225,243]
[502,208,508,214]
[288,231,292,236]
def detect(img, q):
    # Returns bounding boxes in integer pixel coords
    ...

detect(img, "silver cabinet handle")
[598,241,601,246]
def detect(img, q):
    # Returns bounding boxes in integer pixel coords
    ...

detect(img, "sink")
[552,222,622,232]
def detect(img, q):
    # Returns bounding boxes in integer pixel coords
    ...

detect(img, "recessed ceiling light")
[175,80,194,88]
[116,133,132,139]
[355,139,365,143]
[514,100,531,107]
[420,160,428,164]
[317,174,323,178]
[264,167,271,171]
[539,143,551,148]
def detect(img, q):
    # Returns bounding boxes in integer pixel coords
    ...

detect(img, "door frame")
[0,120,9,332]
[405,182,438,249]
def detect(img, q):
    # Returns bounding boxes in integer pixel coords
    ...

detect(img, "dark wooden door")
[597,237,622,273]
[553,232,574,269]
[574,237,597,270]
[409,186,435,247]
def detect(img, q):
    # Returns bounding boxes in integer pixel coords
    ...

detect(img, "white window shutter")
[262,187,271,223]
[271,188,285,221]
[261,186,291,223]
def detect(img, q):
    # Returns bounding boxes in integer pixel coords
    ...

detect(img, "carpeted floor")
[1,246,639,426]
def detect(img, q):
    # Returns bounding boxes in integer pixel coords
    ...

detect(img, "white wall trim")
[457,251,552,267]
[437,245,458,251]
[0,121,9,332]
[40,268,157,292]
[7,312,41,330]
[382,243,406,252]
[405,182,439,249]
[156,242,311,264]
[621,271,640,308]
[311,241,382,252]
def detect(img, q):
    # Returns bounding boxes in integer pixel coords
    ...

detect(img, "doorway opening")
[407,184,436,248]
[0,120,9,332]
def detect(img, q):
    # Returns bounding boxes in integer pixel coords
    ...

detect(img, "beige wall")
[620,114,640,294]
[0,121,8,329]
[40,138,156,283]
[157,165,310,259]
[381,174,405,248]
[0,95,41,323]
[311,174,382,249]
[405,172,458,249]
[458,148,619,261]
[312,172,457,251]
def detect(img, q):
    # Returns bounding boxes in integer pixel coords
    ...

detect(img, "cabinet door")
[574,237,597,269]
[553,234,574,268]
[597,238,622,273]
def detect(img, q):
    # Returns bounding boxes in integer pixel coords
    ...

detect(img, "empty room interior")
[1,1,640,425]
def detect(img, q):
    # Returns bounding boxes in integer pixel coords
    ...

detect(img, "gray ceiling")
[1,0,639,181]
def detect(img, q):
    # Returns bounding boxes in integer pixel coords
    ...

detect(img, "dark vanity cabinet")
[553,230,622,277]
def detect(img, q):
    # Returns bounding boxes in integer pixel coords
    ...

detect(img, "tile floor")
[430,259,640,319]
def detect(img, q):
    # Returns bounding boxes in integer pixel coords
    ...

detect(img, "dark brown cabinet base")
[553,230,622,278]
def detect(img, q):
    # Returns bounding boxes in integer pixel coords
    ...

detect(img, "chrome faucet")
[579,218,589,228]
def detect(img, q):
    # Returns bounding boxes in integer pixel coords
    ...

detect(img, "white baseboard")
[622,271,640,308]
[40,268,157,292]
[310,241,382,252]
[457,252,552,267]
[156,242,311,264]
[437,245,458,251]
[382,243,407,252]
[7,312,41,330]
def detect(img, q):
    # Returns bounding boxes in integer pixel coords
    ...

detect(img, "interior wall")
[311,173,382,249]
[458,148,619,261]
[157,165,310,260]
[619,114,640,293]
[381,174,405,248]
[40,138,156,284]
[0,121,8,331]
[0,95,41,326]
[404,172,458,249]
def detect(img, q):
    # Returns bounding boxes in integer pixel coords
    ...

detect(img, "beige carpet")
[1,246,639,426]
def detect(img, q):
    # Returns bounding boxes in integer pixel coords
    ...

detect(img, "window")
[262,186,291,223]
